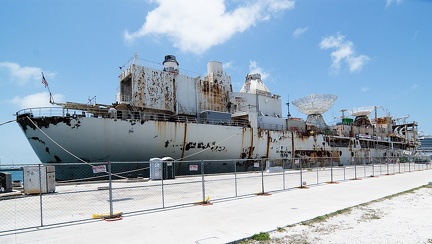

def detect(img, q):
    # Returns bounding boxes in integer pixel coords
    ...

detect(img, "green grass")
[251,232,270,241]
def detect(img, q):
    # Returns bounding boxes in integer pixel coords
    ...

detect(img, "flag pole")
[41,72,54,104]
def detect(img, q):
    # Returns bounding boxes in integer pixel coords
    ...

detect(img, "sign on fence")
[189,165,198,171]
[92,165,107,173]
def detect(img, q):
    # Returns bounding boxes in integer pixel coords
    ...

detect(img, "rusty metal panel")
[130,66,175,113]
[174,76,199,115]
[196,77,230,112]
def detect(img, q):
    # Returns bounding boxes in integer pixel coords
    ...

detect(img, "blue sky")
[1,0,431,165]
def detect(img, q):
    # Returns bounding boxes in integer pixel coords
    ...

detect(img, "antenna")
[88,96,97,106]
[286,94,291,118]
[340,109,347,118]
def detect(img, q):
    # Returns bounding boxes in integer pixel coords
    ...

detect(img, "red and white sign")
[92,165,107,173]
[189,165,199,171]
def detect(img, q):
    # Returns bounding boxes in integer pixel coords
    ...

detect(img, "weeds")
[251,232,270,241]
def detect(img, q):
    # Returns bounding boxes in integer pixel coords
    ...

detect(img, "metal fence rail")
[0,156,430,234]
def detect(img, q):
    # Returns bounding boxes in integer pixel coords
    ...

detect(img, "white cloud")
[222,61,233,70]
[386,0,402,7]
[11,92,64,109]
[249,60,269,80]
[319,33,370,73]
[0,62,55,86]
[292,27,308,38]
[124,0,295,54]
[361,87,370,92]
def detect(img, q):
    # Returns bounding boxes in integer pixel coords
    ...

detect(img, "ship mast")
[286,95,291,118]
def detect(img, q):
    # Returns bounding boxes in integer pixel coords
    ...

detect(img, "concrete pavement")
[1,169,431,244]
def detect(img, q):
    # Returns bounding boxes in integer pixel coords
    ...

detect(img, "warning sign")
[189,165,198,171]
[92,165,107,173]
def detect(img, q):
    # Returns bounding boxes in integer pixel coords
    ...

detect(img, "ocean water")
[0,169,24,182]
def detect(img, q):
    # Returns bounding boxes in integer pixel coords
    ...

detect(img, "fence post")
[363,157,366,178]
[354,157,357,179]
[408,159,411,172]
[283,160,286,190]
[161,161,165,208]
[330,157,334,183]
[234,160,238,197]
[38,164,44,227]
[201,160,206,203]
[398,158,401,173]
[344,166,346,181]
[300,158,303,187]
[380,159,382,175]
[386,158,389,175]
[108,162,113,217]
[261,159,265,194]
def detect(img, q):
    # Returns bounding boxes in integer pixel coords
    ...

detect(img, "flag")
[42,73,48,87]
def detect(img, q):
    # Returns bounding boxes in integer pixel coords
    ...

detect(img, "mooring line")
[24,116,128,179]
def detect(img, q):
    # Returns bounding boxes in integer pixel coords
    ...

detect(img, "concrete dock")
[1,169,430,244]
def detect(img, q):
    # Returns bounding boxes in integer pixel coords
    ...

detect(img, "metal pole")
[386,159,389,175]
[300,158,303,187]
[343,167,346,181]
[261,160,265,194]
[354,157,357,179]
[283,160,286,190]
[108,162,113,217]
[363,157,366,178]
[38,164,43,227]
[409,159,411,172]
[398,158,401,173]
[380,158,382,175]
[201,160,205,203]
[330,156,333,183]
[161,161,165,208]
[234,160,238,197]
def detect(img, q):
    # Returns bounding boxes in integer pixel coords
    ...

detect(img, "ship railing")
[133,113,249,127]
[16,106,111,118]
[16,107,64,118]
[258,122,286,131]
[119,94,132,104]
[200,118,250,127]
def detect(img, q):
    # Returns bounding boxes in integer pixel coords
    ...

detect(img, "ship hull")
[17,113,414,181]
[17,114,295,179]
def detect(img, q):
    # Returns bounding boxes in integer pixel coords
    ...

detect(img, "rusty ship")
[16,54,419,180]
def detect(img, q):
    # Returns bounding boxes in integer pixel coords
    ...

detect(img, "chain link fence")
[0,156,430,233]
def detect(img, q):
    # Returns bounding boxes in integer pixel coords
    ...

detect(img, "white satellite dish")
[292,94,338,115]
[350,106,374,117]
[292,94,338,129]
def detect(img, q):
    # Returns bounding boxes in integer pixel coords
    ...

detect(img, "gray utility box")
[23,166,56,194]
[0,172,12,193]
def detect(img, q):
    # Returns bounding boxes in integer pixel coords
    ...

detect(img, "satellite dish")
[292,94,338,115]
[292,94,338,129]
[350,106,374,117]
